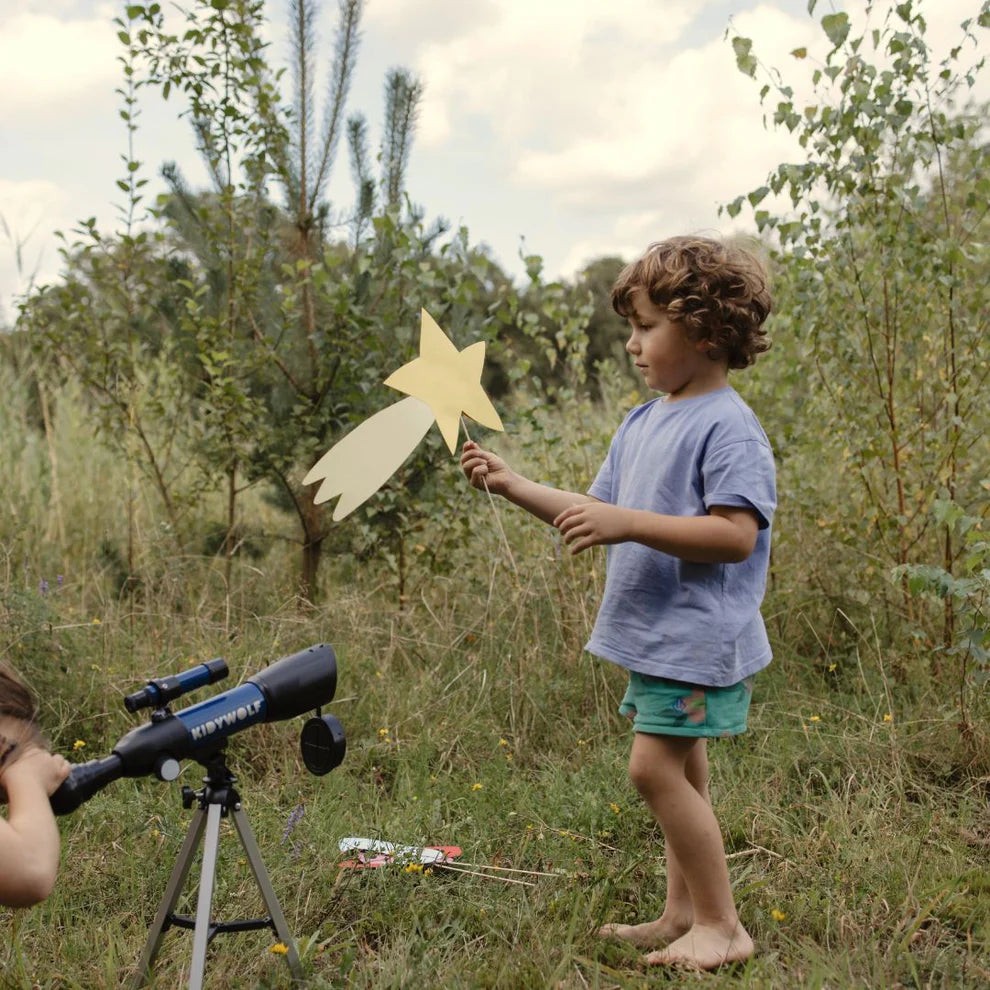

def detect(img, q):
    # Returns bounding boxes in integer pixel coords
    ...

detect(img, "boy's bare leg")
[598,741,708,948]
[631,733,754,969]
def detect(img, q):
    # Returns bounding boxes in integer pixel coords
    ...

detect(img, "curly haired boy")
[462,235,776,969]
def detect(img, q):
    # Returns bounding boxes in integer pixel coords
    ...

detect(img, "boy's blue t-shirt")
[586,386,776,687]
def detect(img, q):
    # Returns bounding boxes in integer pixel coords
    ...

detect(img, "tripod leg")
[187,801,224,990]
[231,806,303,979]
[132,808,208,989]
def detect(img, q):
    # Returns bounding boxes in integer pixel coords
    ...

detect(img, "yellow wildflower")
[808,715,821,723]
[609,802,621,815]
[91,617,101,626]
[72,740,86,751]
[771,909,786,922]
[498,738,509,747]
[269,943,289,955]
[471,782,483,791]
[403,862,424,873]
[883,713,893,723]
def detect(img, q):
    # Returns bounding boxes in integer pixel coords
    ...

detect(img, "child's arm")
[554,502,760,563]
[460,440,597,525]
[0,744,71,908]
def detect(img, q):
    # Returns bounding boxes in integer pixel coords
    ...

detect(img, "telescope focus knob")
[155,756,181,782]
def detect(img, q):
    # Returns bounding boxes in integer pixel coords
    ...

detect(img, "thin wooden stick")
[460,417,518,573]
[452,861,567,878]
[433,862,535,886]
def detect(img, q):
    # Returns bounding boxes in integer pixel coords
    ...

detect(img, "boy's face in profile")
[623,289,725,399]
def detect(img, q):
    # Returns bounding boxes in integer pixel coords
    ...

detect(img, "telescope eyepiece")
[124,658,229,713]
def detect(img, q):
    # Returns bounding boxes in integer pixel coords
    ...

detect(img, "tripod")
[132,748,302,989]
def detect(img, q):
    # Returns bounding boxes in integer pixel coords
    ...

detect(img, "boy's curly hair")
[611,236,772,369]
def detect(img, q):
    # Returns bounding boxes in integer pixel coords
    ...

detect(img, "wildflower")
[403,862,424,874]
[375,670,383,679]
[498,738,509,747]
[91,617,102,625]
[282,803,305,844]
[429,774,437,782]
[577,738,589,746]
[152,828,161,839]
[883,713,893,723]
[808,715,821,723]
[72,740,86,751]
[378,728,389,738]
[471,782,483,791]
[609,802,621,815]
[771,909,786,922]
[270,943,289,955]
[39,579,49,595]
[827,663,837,672]
[57,574,64,587]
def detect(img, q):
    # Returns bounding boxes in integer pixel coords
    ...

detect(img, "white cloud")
[0,179,72,315]
[0,10,120,120]
[382,0,697,148]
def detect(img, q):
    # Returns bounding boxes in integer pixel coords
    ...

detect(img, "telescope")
[51,643,346,815]
[50,643,347,990]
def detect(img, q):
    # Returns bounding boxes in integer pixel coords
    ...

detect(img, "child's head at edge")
[0,665,45,754]
[611,236,772,370]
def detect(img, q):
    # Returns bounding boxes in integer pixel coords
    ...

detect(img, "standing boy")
[461,236,775,969]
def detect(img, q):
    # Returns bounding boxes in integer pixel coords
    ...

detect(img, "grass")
[2,558,988,989]
[1,375,988,988]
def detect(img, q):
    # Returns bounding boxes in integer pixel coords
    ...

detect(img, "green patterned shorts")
[619,671,755,738]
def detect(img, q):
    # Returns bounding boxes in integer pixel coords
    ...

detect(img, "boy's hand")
[460,440,514,496]
[554,502,631,553]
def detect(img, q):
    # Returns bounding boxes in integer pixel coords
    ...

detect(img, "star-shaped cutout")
[383,309,504,452]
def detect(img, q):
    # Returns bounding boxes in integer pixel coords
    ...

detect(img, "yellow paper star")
[383,309,503,452]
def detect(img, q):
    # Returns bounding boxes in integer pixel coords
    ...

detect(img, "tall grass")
[1,371,987,987]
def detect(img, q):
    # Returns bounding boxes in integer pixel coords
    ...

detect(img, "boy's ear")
[694,339,716,352]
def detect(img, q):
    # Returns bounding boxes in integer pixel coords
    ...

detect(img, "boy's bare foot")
[643,922,754,970]
[597,913,692,949]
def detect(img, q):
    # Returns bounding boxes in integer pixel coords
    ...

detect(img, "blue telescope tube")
[50,643,336,815]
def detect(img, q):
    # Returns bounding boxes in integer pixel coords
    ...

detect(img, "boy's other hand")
[554,502,629,553]
[460,441,514,496]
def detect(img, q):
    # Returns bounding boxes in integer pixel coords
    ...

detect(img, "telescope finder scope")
[123,657,229,713]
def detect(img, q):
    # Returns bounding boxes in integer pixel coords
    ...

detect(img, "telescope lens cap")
[300,714,346,776]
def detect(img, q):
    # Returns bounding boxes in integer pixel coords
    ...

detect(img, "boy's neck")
[663,364,729,402]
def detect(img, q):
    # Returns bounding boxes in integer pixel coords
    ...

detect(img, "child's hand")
[460,441,514,496]
[0,747,71,802]
[554,502,632,553]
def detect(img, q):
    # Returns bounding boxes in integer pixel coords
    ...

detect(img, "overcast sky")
[1,0,985,322]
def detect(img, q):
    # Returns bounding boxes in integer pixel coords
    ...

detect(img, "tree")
[725,2,988,724]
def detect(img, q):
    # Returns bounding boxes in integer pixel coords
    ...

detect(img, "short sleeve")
[702,439,776,530]
[588,433,618,502]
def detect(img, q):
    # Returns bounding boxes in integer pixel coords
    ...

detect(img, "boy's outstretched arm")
[460,441,597,525]
[554,503,759,563]
[0,745,71,908]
